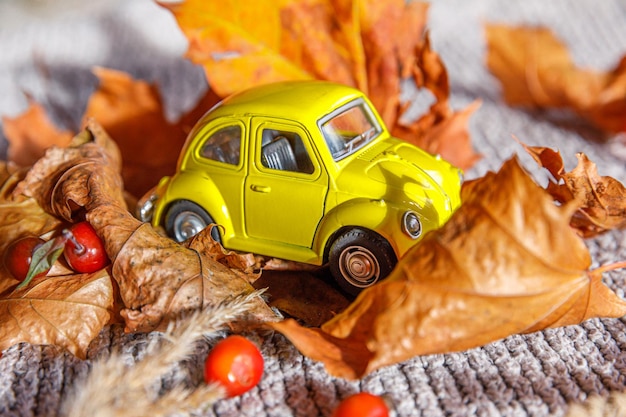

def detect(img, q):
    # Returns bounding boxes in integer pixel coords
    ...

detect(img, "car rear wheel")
[328,228,397,297]
[164,200,221,243]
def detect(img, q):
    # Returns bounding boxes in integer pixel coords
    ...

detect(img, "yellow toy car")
[137,80,462,295]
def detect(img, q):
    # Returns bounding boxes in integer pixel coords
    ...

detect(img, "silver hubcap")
[339,246,380,288]
[173,211,207,242]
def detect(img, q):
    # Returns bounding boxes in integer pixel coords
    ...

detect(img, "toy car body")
[137,80,462,295]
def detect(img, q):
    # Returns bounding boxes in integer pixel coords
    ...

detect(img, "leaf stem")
[592,261,626,276]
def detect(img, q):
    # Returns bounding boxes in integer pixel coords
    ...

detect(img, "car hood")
[334,138,462,211]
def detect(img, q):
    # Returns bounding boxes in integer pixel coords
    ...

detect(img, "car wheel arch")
[314,198,400,261]
[323,225,396,263]
[163,199,222,243]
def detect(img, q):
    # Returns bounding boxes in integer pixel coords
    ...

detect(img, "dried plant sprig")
[564,392,626,417]
[142,383,226,416]
[62,290,266,417]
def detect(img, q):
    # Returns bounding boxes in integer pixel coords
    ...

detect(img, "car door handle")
[250,184,271,193]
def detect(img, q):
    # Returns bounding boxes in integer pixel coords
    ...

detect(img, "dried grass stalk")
[62,290,266,417]
[565,392,626,417]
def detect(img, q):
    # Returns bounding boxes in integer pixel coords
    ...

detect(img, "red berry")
[331,393,390,417]
[63,222,109,273]
[203,335,264,397]
[3,236,47,281]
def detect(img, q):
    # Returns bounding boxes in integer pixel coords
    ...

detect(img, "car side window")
[199,125,241,165]
[260,129,314,174]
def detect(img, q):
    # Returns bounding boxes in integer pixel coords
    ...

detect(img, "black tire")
[328,228,397,297]
[164,200,221,243]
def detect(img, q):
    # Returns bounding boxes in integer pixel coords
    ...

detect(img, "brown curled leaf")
[11,119,126,221]
[519,140,626,237]
[272,158,626,379]
[186,227,261,278]
[87,206,276,333]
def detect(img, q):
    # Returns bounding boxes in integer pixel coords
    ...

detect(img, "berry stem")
[63,229,85,255]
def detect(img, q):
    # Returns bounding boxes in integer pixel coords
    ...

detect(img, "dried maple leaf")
[164,0,479,170]
[356,0,428,124]
[187,226,352,327]
[391,33,482,169]
[0,270,116,359]
[486,24,626,134]
[519,140,626,237]
[272,158,626,379]
[82,68,220,198]
[359,6,481,169]
[2,101,73,167]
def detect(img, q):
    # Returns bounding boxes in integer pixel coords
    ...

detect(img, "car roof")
[204,80,365,123]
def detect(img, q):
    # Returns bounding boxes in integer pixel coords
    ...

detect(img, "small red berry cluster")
[3,221,109,288]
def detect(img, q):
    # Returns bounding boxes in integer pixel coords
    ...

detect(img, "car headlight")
[402,210,422,239]
[136,188,158,222]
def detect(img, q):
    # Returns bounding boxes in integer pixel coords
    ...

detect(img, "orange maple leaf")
[2,102,73,167]
[486,24,626,134]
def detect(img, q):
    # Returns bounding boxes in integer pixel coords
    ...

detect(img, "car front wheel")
[328,228,397,297]
[164,200,220,243]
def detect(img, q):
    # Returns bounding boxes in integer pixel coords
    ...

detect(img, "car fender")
[313,198,408,262]
[152,172,236,239]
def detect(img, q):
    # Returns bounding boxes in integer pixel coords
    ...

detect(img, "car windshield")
[319,99,382,161]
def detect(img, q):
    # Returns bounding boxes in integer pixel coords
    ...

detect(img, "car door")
[244,120,328,248]
[191,119,247,238]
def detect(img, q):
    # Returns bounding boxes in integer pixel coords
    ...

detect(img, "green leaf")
[17,236,66,289]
